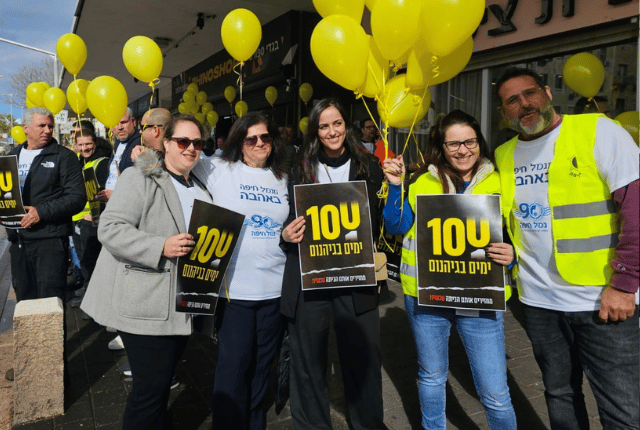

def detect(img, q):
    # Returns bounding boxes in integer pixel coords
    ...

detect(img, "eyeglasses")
[443,137,479,151]
[142,124,163,131]
[173,137,205,150]
[502,86,545,108]
[243,133,272,147]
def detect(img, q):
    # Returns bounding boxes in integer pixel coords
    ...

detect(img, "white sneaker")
[106,326,117,333]
[108,335,125,350]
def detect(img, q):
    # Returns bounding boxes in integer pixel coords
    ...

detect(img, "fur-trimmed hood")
[134,148,164,178]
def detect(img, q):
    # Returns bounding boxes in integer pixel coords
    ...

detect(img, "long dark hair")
[414,109,491,193]
[221,112,287,180]
[296,98,371,184]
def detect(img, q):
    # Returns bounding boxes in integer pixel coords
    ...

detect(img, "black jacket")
[280,154,384,319]
[7,139,86,242]
[112,132,141,174]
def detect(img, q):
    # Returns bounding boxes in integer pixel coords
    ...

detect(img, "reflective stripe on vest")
[495,114,617,286]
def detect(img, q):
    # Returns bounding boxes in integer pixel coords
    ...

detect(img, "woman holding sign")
[382,110,517,429]
[193,112,289,429]
[82,114,211,429]
[281,99,387,430]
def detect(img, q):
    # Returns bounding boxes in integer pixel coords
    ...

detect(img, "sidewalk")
[0,239,603,428]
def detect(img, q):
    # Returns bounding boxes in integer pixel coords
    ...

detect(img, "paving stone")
[92,404,123,427]
[51,401,92,425]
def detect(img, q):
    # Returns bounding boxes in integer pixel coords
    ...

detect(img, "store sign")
[473,0,637,52]
[172,11,294,107]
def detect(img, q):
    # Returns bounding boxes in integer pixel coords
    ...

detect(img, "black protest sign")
[416,194,505,310]
[176,200,245,315]
[82,167,101,226]
[294,181,376,290]
[0,155,26,228]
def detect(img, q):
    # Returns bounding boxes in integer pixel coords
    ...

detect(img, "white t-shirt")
[193,157,289,300]
[105,144,125,190]
[169,176,213,227]
[317,161,350,184]
[18,148,43,193]
[512,117,639,311]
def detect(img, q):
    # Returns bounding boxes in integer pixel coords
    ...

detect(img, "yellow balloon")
[187,83,199,94]
[377,74,431,128]
[201,102,214,115]
[406,37,473,90]
[364,0,377,9]
[67,79,90,114]
[183,91,195,105]
[195,113,206,124]
[26,98,36,108]
[86,76,128,129]
[56,34,87,76]
[299,83,313,104]
[11,126,27,144]
[615,111,639,145]
[235,101,249,117]
[39,82,51,90]
[299,117,309,134]
[196,91,208,105]
[189,103,199,115]
[221,9,262,62]
[207,111,219,127]
[371,0,421,61]
[310,15,369,91]
[420,0,484,57]
[313,0,365,21]
[122,36,163,83]
[265,86,278,106]
[224,86,237,103]
[43,87,66,115]
[358,36,390,98]
[26,82,48,107]
[562,52,605,99]
[178,102,190,114]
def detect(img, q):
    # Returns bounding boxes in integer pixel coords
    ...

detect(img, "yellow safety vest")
[495,114,617,286]
[400,169,501,297]
[73,157,107,222]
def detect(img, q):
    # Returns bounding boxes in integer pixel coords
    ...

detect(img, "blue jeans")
[522,304,639,430]
[404,295,517,430]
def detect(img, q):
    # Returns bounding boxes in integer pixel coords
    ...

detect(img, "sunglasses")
[173,137,206,150]
[243,133,272,147]
[142,124,163,131]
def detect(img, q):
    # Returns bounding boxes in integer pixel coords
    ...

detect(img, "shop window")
[616,98,626,112]
[555,75,563,90]
[618,64,628,78]
[540,73,549,85]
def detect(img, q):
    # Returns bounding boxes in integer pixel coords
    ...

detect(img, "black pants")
[288,289,386,430]
[72,220,101,285]
[119,331,189,430]
[10,237,68,302]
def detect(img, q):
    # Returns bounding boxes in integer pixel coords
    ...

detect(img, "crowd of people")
[3,67,638,430]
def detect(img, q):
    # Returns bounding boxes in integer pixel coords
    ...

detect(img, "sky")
[0,0,78,120]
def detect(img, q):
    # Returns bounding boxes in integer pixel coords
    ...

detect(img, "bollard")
[13,297,64,424]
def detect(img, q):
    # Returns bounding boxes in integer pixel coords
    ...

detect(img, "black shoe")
[170,375,179,390]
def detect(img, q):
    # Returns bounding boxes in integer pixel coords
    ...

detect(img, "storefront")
[396,0,638,162]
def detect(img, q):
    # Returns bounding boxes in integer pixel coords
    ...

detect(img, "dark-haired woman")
[281,99,387,429]
[193,112,289,429]
[82,114,211,429]
[382,110,517,429]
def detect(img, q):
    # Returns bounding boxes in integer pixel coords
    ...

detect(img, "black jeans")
[72,220,101,284]
[522,304,639,430]
[10,237,68,302]
[119,331,189,430]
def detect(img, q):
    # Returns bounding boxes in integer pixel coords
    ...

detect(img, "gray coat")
[81,150,191,336]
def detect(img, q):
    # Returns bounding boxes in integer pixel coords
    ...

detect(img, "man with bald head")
[130,108,173,162]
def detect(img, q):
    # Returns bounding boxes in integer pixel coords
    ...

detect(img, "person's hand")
[485,243,514,266]
[282,216,305,243]
[599,286,636,322]
[163,233,195,258]
[21,206,40,228]
[131,145,146,162]
[96,189,113,202]
[382,155,405,185]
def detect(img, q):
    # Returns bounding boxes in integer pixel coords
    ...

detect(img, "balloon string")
[148,79,160,113]
[401,87,428,157]
[233,62,244,101]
